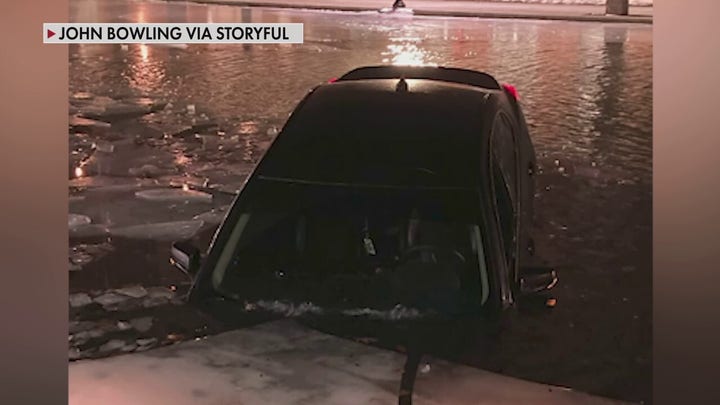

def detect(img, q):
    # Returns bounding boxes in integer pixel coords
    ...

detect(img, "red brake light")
[502,83,519,100]
[328,77,338,83]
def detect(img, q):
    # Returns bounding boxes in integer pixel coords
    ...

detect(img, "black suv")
[172,66,556,323]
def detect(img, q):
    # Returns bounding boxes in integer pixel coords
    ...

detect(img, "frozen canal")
[68,1,652,403]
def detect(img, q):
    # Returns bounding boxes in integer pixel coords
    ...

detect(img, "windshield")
[210,178,491,316]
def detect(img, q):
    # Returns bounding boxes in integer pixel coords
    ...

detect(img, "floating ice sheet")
[115,286,148,299]
[135,188,213,203]
[69,214,92,228]
[69,293,93,308]
[110,220,205,241]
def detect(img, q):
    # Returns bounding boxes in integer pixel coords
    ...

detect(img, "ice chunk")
[115,285,148,299]
[116,321,132,331]
[81,104,156,122]
[342,304,423,320]
[135,337,158,351]
[69,321,95,335]
[93,292,130,307]
[136,337,158,347]
[147,287,175,300]
[192,206,228,225]
[69,224,110,239]
[68,348,82,360]
[130,317,153,333]
[120,344,137,353]
[70,331,90,345]
[142,296,169,308]
[69,243,114,267]
[250,300,324,317]
[69,214,92,228]
[110,220,204,241]
[135,188,213,203]
[87,328,106,339]
[69,293,93,308]
[99,339,126,353]
[69,115,111,131]
[93,141,115,153]
[209,183,242,195]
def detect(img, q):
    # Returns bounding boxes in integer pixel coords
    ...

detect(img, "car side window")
[491,157,516,267]
[491,114,518,203]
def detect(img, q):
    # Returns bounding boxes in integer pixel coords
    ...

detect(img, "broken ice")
[93,292,130,307]
[69,224,110,239]
[192,206,229,225]
[69,214,92,229]
[93,141,115,154]
[69,243,114,267]
[121,344,138,353]
[110,220,205,242]
[147,287,175,300]
[69,293,93,308]
[99,339,126,353]
[116,321,132,331]
[115,285,148,299]
[135,188,213,203]
[68,348,82,360]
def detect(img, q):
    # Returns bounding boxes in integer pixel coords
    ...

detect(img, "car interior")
[213,202,489,312]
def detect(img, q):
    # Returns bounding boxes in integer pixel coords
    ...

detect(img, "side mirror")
[170,241,202,277]
[519,266,558,295]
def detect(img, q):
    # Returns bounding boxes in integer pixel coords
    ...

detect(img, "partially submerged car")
[70,66,574,405]
[175,65,557,318]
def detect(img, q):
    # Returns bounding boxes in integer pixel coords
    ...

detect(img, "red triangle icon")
[47,29,55,38]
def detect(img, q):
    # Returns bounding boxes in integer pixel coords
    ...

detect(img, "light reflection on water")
[69,0,652,191]
[69,1,652,211]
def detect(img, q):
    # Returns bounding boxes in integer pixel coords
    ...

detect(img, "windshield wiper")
[257,175,475,191]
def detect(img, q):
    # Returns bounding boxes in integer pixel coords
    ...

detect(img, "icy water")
[68,1,652,403]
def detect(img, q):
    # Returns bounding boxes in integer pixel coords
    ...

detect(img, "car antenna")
[396,76,408,92]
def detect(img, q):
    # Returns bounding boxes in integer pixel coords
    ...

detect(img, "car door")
[489,113,520,283]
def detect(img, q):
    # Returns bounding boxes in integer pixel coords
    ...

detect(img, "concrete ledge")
[70,319,631,405]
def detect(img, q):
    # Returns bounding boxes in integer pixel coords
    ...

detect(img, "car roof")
[337,65,503,91]
[286,78,502,141]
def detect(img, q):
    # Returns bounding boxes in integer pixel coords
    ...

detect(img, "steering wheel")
[399,245,466,266]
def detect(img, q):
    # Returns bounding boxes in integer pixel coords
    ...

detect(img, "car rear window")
[258,89,487,188]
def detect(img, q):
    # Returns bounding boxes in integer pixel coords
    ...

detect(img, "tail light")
[502,83,519,101]
[328,77,338,83]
